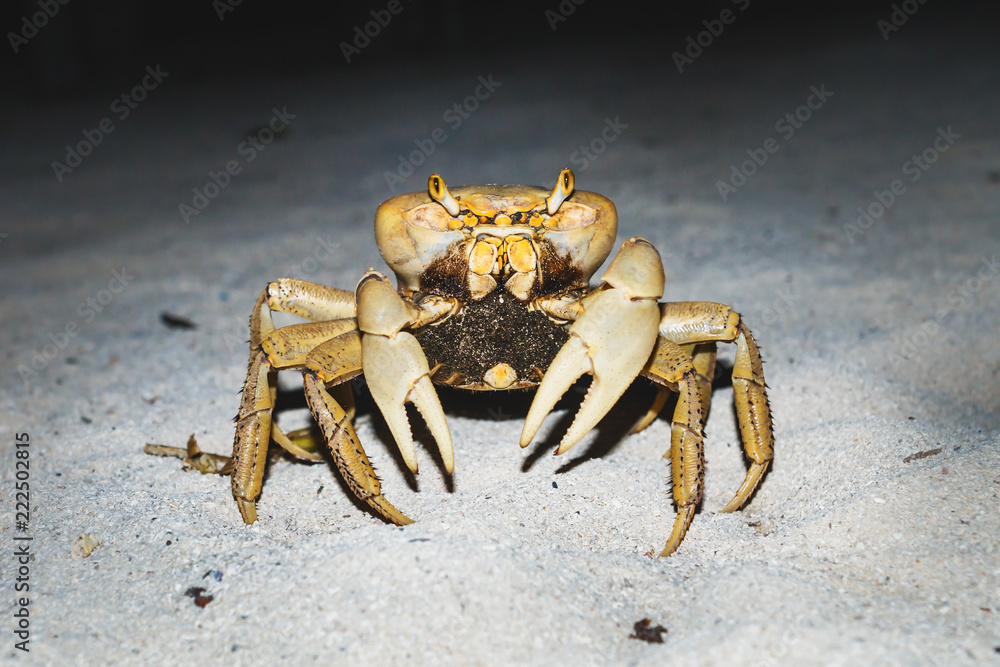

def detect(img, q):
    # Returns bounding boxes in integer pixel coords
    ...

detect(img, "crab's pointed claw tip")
[382,406,420,474]
[527,287,662,457]
[554,354,651,456]
[554,435,578,457]
[409,375,454,474]
[363,331,452,476]
[521,336,591,451]
[660,505,696,557]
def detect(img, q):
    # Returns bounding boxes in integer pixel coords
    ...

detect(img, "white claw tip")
[554,439,574,456]
[399,439,419,474]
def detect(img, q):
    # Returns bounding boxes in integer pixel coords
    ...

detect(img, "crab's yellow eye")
[546,168,575,215]
[428,174,461,217]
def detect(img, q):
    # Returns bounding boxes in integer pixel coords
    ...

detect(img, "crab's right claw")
[520,238,665,454]
[357,273,453,475]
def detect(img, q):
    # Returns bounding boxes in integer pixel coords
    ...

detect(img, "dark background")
[2,0,997,256]
[5,1,996,96]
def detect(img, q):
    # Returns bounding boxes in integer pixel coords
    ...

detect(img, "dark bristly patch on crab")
[417,241,472,300]
[414,289,569,390]
[535,238,584,295]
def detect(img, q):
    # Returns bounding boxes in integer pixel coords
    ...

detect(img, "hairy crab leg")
[231,349,273,524]
[259,318,358,462]
[249,279,356,349]
[249,279,356,458]
[231,279,357,523]
[691,342,718,412]
[721,322,772,512]
[270,384,358,462]
[232,317,360,522]
[302,330,411,526]
[630,342,716,435]
[640,337,709,557]
[657,302,774,513]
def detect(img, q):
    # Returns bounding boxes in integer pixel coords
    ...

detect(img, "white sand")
[2,30,998,666]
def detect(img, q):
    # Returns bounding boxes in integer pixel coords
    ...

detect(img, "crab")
[222,168,773,556]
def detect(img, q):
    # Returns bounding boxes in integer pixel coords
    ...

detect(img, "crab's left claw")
[521,238,665,454]
[357,272,454,475]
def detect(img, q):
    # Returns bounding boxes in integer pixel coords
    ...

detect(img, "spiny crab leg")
[720,321,772,512]
[657,302,774,514]
[521,238,665,455]
[356,271,454,474]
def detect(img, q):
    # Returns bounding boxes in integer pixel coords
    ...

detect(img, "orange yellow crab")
[214,169,773,556]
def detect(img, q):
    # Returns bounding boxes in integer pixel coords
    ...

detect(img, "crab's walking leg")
[231,349,273,524]
[232,319,356,522]
[249,279,356,348]
[640,338,709,556]
[251,279,357,455]
[658,302,774,513]
[521,238,664,455]
[356,272,453,475]
[722,322,772,512]
[254,318,355,460]
[231,280,357,524]
[302,330,412,525]
[630,342,717,435]
[254,280,358,454]
[280,383,356,457]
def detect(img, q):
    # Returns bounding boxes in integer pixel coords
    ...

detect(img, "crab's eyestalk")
[546,168,575,215]
[428,174,461,217]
